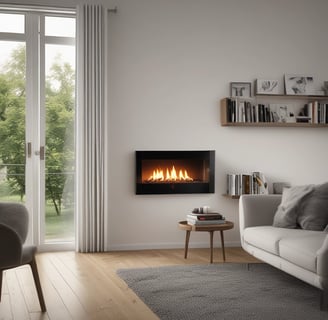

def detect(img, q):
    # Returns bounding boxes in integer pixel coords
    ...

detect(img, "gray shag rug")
[117,263,327,320]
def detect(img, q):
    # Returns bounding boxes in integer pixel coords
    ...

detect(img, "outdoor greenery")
[0,48,26,200]
[0,46,75,216]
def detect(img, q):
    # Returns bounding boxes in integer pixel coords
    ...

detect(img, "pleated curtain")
[76,4,108,252]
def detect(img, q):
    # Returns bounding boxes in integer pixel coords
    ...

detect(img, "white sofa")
[239,194,328,310]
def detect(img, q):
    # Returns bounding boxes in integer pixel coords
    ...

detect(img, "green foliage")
[0,46,75,215]
[0,51,26,199]
[45,56,75,215]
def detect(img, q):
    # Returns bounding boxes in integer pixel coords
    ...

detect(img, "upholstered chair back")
[0,202,28,243]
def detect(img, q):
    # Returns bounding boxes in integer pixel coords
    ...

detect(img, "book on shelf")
[227,173,251,196]
[226,172,268,196]
[304,101,328,124]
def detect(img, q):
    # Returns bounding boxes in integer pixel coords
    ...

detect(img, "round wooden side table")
[178,220,234,263]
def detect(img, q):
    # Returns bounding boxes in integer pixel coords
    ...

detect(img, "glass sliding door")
[0,9,76,249]
[43,16,76,243]
[0,13,26,207]
[0,40,26,202]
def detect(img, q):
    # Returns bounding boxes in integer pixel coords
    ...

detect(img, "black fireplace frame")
[135,150,215,195]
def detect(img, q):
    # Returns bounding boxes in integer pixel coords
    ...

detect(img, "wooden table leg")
[184,230,191,259]
[220,230,226,261]
[209,231,214,263]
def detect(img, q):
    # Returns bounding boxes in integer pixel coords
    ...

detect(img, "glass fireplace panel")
[136,150,215,194]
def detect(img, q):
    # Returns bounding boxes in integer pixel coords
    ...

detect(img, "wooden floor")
[0,247,259,320]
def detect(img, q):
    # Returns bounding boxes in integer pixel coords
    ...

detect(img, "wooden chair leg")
[29,257,46,312]
[0,270,3,301]
[321,289,328,311]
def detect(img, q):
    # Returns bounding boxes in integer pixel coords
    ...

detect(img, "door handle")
[26,142,32,158]
[40,146,45,160]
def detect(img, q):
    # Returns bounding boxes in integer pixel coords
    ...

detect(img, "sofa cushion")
[272,185,314,228]
[297,182,328,231]
[243,226,317,255]
[279,233,326,273]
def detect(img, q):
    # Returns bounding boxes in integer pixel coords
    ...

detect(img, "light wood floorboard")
[0,247,259,320]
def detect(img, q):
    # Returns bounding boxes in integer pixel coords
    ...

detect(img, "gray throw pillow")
[297,182,328,231]
[272,184,314,228]
[324,225,328,232]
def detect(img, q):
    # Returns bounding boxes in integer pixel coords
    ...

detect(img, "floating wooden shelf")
[222,194,240,199]
[220,95,328,127]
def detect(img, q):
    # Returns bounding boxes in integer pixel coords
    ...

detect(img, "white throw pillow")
[297,182,328,231]
[272,184,314,228]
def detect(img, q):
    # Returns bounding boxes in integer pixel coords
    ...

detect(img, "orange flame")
[148,166,193,182]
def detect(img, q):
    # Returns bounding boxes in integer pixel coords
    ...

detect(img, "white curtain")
[76,4,108,252]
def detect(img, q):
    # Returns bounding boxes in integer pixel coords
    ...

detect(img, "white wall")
[3,0,328,250]
[106,0,328,250]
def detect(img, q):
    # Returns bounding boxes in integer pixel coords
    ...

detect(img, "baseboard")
[108,240,241,251]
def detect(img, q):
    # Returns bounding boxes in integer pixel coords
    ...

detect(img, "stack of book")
[226,171,268,196]
[186,212,225,225]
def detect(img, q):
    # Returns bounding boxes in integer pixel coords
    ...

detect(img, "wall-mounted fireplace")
[136,150,215,194]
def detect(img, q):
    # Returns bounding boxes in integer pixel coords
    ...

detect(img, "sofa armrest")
[317,234,328,284]
[239,195,282,233]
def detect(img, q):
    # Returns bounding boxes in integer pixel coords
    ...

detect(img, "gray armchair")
[0,202,46,312]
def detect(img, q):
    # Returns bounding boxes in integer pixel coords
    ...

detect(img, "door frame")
[0,7,76,251]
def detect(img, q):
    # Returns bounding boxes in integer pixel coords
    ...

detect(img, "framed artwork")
[256,79,279,95]
[284,74,314,95]
[270,104,296,123]
[230,82,251,98]
[323,81,328,95]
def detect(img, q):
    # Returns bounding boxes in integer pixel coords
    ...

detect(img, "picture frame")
[323,81,328,96]
[269,104,296,123]
[284,74,314,95]
[230,82,251,98]
[255,79,279,95]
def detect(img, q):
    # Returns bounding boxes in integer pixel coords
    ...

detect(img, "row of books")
[226,172,268,196]
[304,101,328,124]
[225,98,328,124]
[186,212,226,225]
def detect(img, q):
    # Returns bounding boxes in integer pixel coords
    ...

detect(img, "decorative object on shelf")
[273,182,291,194]
[253,172,269,194]
[284,74,314,95]
[192,206,210,214]
[230,82,251,98]
[255,79,279,95]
